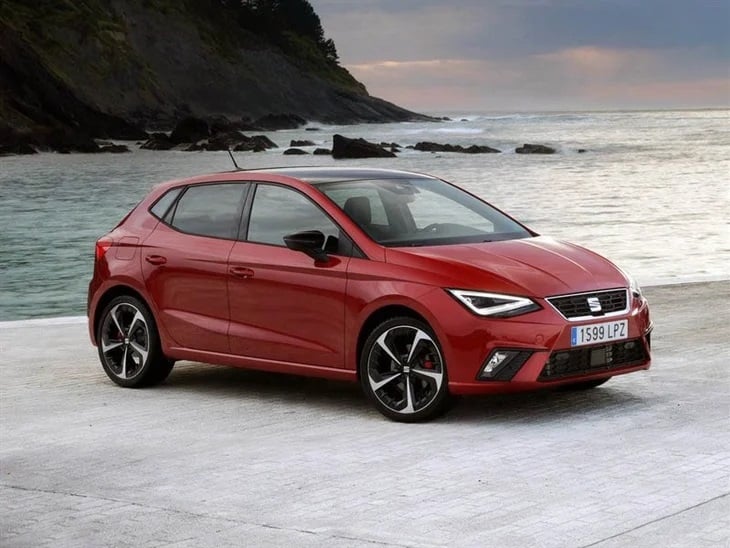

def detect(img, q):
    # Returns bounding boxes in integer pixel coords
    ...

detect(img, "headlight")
[624,271,643,298]
[447,290,540,318]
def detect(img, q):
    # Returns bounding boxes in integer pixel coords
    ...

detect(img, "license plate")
[571,320,628,347]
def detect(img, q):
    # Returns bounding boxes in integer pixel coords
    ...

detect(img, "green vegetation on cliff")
[0,0,422,148]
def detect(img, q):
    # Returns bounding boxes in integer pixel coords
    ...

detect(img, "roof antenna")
[227,148,241,170]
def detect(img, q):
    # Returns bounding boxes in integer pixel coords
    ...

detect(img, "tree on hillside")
[224,0,339,63]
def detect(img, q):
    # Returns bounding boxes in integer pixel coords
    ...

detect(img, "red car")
[88,167,652,422]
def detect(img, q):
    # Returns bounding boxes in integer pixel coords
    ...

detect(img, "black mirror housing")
[283,230,328,262]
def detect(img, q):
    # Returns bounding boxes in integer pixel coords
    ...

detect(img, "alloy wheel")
[100,302,150,380]
[366,325,444,415]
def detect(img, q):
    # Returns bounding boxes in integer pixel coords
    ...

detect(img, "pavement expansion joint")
[578,491,730,548]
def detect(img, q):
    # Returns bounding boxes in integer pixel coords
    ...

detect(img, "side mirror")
[283,230,328,262]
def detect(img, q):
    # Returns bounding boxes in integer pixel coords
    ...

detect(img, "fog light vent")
[479,349,532,381]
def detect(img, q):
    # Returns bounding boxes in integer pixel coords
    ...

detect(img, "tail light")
[95,237,113,261]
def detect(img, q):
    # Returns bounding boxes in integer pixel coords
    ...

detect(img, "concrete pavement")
[1,282,729,547]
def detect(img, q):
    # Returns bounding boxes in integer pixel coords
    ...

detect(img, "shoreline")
[2,278,728,328]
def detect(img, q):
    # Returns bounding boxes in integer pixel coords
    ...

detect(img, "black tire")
[359,316,451,422]
[559,377,611,391]
[96,295,174,388]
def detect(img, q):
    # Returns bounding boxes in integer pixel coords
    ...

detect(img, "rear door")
[142,182,249,353]
[227,183,351,367]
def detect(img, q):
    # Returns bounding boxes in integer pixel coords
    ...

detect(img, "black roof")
[244,167,436,184]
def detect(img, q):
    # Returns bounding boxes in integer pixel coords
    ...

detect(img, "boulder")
[515,143,556,154]
[233,135,278,152]
[141,133,175,150]
[332,134,396,159]
[283,148,308,155]
[206,130,247,151]
[313,148,331,155]
[170,117,210,144]
[251,135,278,148]
[463,144,500,154]
[290,139,315,147]
[254,113,306,130]
[305,127,322,132]
[578,148,587,153]
[414,141,500,153]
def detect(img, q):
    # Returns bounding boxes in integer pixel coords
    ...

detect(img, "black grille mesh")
[539,338,647,380]
[547,289,627,319]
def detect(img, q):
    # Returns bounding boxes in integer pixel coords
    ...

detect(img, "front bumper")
[424,290,652,395]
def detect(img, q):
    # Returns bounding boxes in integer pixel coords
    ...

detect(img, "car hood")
[386,236,628,297]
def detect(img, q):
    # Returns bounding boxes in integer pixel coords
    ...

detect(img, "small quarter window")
[170,183,247,239]
[149,187,182,220]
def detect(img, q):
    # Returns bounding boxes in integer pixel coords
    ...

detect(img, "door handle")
[229,266,254,279]
[145,255,167,266]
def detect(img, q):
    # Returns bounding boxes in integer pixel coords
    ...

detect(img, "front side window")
[247,184,340,248]
[316,178,531,246]
[169,183,247,239]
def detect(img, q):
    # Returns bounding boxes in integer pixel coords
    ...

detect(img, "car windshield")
[316,177,532,247]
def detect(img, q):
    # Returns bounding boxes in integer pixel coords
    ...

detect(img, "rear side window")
[149,187,183,220]
[170,183,247,239]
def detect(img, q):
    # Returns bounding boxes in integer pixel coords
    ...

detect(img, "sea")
[1,109,728,321]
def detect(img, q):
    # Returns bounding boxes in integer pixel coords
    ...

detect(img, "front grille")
[539,338,647,380]
[547,289,628,320]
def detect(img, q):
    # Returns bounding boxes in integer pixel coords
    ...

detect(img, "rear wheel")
[97,295,174,387]
[360,317,451,422]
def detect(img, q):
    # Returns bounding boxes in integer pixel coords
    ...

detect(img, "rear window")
[169,183,248,239]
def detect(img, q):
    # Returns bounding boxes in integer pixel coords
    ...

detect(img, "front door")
[227,183,349,367]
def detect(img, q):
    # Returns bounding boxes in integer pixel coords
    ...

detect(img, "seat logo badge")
[587,297,602,313]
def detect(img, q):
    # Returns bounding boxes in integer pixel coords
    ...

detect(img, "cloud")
[345,47,730,111]
[310,0,730,109]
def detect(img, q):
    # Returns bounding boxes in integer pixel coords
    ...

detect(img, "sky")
[309,0,730,112]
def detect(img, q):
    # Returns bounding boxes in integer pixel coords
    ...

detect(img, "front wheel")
[97,295,174,388]
[360,317,451,422]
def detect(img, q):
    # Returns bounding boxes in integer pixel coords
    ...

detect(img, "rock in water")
[332,134,396,159]
[291,140,315,147]
[283,148,308,155]
[515,143,556,154]
[170,117,210,144]
[141,133,175,150]
[414,141,500,153]
[313,148,331,155]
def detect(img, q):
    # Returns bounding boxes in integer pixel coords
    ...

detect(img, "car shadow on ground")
[444,387,647,425]
[161,361,648,424]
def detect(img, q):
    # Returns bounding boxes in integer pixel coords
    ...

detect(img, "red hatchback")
[88,168,652,421]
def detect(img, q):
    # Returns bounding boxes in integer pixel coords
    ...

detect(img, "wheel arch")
[355,304,430,379]
[92,285,150,343]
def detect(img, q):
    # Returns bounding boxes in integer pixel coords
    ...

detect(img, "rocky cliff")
[0,0,426,151]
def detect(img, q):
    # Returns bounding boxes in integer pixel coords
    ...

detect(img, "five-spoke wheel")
[360,317,451,422]
[97,296,173,387]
